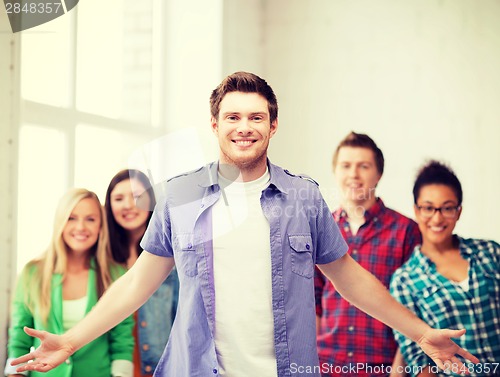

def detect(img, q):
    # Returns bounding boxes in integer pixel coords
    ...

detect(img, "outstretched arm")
[11,252,175,374]
[317,254,479,372]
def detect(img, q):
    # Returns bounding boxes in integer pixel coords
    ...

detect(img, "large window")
[17,0,223,272]
[17,0,164,271]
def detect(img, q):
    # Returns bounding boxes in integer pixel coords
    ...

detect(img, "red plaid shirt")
[315,198,421,376]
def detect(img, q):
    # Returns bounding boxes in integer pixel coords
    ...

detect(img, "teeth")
[430,226,445,232]
[73,235,88,241]
[235,140,253,145]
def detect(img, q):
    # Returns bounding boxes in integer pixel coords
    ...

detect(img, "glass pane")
[76,0,154,123]
[20,14,71,106]
[17,125,67,273]
[74,124,152,200]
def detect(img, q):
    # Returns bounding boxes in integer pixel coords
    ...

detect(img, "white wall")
[225,0,500,241]
[0,8,20,369]
[163,0,223,164]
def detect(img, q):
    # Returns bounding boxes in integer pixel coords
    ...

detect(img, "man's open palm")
[11,327,75,374]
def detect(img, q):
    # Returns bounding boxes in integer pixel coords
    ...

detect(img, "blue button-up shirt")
[141,161,348,377]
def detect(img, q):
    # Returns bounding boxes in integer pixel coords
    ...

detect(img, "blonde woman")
[4,188,134,377]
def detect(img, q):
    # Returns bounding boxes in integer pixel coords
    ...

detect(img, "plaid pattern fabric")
[315,198,421,376]
[390,237,500,377]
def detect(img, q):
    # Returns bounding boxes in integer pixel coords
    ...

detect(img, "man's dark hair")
[210,71,278,123]
[332,131,384,175]
[413,160,463,205]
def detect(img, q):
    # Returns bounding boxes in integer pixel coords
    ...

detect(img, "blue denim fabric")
[141,161,348,377]
[136,268,179,375]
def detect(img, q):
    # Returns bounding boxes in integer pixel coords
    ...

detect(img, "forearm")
[317,254,431,343]
[64,253,174,353]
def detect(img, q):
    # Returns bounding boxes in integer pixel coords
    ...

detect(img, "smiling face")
[414,184,462,248]
[110,178,151,234]
[62,197,102,255]
[211,91,278,180]
[334,146,381,209]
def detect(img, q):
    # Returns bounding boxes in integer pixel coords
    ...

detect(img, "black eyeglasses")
[416,205,461,219]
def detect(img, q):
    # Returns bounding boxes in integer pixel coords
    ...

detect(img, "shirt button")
[142,344,150,351]
[348,326,354,332]
[201,203,205,208]
[347,351,353,357]
[141,321,147,327]
[213,369,218,374]
[305,243,310,250]
[187,243,192,249]
[145,365,152,372]
[65,359,71,365]
[352,249,358,255]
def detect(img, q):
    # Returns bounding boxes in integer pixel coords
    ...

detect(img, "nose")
[124,195,134,209]
[431,208,445,221]
[347,166,359,178]
[235,118,252,134]
[75,219,85,230]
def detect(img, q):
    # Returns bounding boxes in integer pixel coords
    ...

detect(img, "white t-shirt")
[62,296,87,331]
[212,169,278,377]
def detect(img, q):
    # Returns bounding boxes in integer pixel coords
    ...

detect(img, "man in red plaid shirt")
[315,132,422,377]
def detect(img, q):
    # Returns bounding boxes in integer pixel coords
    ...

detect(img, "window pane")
[76,0,154,124]
[17,125,67,272]
[21,15,71,106]
[74,124,152,199]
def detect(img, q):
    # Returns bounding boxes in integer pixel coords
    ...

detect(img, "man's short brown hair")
[332,132,384,175]
[210,72,278,123]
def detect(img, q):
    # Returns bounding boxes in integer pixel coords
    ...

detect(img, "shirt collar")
[336,197,386,221]
[197,159,290,194]
[198,161,220,188]
[414,235,469,272]
[413,246,433,273]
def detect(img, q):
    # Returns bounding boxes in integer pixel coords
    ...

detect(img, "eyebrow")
[338,160,374,164]
[221,111,268,117]
[419,200,457,205]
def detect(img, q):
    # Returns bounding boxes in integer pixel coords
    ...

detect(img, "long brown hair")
[104,169,156,264]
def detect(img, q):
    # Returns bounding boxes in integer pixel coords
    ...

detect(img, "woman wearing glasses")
[390,161,499,377]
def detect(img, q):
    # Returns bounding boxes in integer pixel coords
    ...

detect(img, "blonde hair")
[21,188,115,324]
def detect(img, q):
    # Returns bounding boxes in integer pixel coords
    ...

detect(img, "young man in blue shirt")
[12,72,478,377]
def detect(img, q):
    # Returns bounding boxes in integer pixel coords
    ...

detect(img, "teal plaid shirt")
[390,236,500,377]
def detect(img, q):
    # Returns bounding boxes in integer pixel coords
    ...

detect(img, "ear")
[211,116,218,135]
[456,206,462,221]
[413,204,419,218]
[269,119,278,138]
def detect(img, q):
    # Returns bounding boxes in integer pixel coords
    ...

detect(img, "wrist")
[416,326,434,345]
[61,331,79,355]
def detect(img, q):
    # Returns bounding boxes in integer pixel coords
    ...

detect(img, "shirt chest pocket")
[289,234,314,278]
[173,233,198,277]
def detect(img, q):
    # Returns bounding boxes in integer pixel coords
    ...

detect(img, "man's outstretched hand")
[418,328,479,373]
[11,327,76,373]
